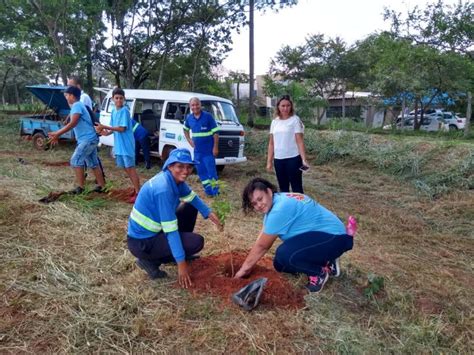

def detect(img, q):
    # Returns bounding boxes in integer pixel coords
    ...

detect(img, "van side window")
[166,102,188,120]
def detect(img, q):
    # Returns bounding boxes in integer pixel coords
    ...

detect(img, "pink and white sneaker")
[346,215,358,237]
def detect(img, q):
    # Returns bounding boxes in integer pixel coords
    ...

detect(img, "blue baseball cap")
[162,148,195,171]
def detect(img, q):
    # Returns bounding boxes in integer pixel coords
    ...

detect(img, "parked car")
[436,112,466,131]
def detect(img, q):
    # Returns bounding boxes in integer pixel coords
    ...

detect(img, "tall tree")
[384,0,473,133]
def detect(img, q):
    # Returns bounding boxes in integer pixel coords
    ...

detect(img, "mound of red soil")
[42,161,70,167]
[188,252,306,310]
[107,188,135,203]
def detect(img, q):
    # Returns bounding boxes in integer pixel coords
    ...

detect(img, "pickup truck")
[20,85,74,150]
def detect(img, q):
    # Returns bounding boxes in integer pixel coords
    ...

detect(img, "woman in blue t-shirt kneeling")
[234,177,357,293]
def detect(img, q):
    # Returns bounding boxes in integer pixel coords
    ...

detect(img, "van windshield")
[201,101,240,123]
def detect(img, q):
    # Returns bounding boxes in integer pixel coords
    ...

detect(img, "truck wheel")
[449,125,458,131]
[161,145,175,162]
[32,132,48,150]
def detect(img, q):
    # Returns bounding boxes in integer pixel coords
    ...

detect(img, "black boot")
[136,259,168,279]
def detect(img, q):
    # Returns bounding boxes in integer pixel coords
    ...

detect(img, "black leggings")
[127,203,203,264]
[274,155,303,193]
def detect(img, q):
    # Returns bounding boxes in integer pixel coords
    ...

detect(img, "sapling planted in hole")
[211,181,235,277]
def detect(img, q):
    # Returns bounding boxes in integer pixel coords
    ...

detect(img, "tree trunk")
[85,38,94,100]
[465,91,471,137]
[401,96,406,127]
[414,100,420,130]
[248,0,255,127]
[236,81,240,115]
[341,88,346,118]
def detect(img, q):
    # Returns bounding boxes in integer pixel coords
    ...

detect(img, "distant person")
[67,76,93,110]
[183,97,220,196]
[48,86,105,194]
[127,148,222,288]
[131,118,152,169]
[235,177,357,293]
[266,95,309,194]
[95,88,140,203]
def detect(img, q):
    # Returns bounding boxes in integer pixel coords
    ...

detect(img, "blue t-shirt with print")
[263,193,346,240]
[70,101,97,144]
[183,111,219,154]
[111,107,135,157]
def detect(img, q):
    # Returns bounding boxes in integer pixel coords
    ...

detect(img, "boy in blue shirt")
[48,86,105,194]
[183,97,220,196]
[131,118,151,169]
[95,87,140,203]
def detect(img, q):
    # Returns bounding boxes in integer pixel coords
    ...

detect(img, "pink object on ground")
[128,193,138,204]
[346,215,357,236]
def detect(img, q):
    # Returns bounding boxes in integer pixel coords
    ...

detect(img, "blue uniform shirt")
[131,119,149,141]
[70,101,97,144]
[183,111,219,154]
[264,193,346,240]
[127,170,211,262]
[111,107,135,157]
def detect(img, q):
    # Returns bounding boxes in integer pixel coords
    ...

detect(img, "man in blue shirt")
[48,86,105,194]
[131,118,151,169]
[183,97,220,196]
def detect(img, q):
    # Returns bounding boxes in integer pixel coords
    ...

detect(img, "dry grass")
[1,114,473,353]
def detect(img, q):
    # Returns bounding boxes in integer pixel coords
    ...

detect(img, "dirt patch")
[42,161,70,167]
[106,188,135,203]
[188,252,306,310]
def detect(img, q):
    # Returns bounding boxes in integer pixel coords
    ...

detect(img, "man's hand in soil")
[177,261,192,288]
[208,212,223,231]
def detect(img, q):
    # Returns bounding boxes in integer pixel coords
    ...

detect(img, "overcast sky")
[222,0,459,75]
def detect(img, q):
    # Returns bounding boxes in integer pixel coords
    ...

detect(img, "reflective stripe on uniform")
[130,207,162,232]
[211,127,219,134]
[180,191,196,203]
[132,122,139,132]
[162,219,178,233]
[201,179,211,186]
[192,131,214,138]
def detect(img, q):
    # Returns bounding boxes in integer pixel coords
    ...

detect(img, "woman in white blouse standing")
[266,95,309,193]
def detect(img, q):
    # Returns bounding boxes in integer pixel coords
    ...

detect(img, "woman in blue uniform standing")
[183,97,220,196]
[127,148,222,288]
[235,177,357,293]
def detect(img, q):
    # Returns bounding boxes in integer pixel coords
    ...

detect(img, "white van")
[98,89,247,169]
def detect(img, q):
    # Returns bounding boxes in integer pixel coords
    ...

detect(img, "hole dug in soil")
[188,252,306,310]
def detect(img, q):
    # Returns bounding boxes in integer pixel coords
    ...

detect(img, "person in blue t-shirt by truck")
[183,97,220,196]
[127,148,222,288]
[131,118,151,169]
[235,177,358,294]
[95,87,140,203]
[48,86,106,194]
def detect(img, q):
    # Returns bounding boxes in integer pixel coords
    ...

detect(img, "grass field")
[1,114,473,353]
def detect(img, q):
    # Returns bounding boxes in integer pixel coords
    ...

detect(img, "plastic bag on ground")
[231,277,268,311]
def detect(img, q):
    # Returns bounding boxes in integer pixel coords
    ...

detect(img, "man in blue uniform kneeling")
[127,148,222,288]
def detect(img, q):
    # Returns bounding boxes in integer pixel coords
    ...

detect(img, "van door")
[133,100,164,156]
[159,101,192,157]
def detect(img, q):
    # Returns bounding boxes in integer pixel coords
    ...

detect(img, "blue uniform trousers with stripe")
[194,151,219,196]
[127,203,203,265]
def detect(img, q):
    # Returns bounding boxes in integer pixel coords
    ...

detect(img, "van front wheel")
[217,165,225,172]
